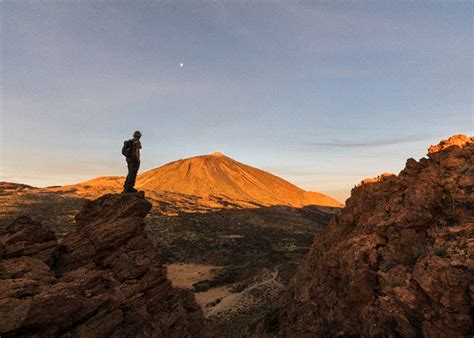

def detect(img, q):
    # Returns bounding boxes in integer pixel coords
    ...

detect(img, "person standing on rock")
[122,131,142,193]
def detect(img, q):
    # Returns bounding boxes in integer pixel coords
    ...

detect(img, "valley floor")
[0,185,339,336]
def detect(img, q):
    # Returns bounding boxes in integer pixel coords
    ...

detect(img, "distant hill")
[0,182,36,191]
[136,152,342,208]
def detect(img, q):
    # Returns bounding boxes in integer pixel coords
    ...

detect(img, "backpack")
[122,139,134,158]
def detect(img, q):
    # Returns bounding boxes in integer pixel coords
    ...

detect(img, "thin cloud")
[263,167,370,177]
[306,135,433,148]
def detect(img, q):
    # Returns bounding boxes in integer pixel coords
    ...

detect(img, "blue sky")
[1,1,472,201]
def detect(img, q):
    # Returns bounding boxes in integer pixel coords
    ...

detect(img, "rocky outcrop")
[276,135,473,337]
[0,182,37,197]
[0,192,204,337]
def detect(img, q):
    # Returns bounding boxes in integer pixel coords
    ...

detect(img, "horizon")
[0,136,468,203]
[1,1,472,202]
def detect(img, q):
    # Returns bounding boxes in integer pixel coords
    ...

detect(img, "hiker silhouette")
[122,131,142,193]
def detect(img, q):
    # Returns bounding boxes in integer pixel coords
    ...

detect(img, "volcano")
[135,152,341,207]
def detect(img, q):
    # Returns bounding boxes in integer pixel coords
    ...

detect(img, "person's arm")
[135,147,140,161]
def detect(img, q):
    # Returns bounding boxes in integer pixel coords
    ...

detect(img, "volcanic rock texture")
[0,192,204,337]
[277,135,473,337]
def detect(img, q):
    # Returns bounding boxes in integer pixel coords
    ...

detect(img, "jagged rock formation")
[0,192,204,337]
[276,135,473,337]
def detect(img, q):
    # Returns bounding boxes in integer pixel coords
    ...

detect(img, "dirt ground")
[166,263,222,289]
[166,262,285,333]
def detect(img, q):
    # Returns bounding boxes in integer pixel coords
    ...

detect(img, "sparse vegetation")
[0,191,84,237]
[445,233,454,241]
[262,307,280,333]
[231,282,248,293]
[445,212,460,226]
[380,261,396,272]
[206,298,221,308]
[192,269,239,292]
[192,279,212,292]
[388,279,401,288]
[434,247,447,257]
[412,244,428,259]
[459,164,469,174]
[394,196,403,204]
[469,265,474,283]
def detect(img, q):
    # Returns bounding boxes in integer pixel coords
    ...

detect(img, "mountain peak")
[137,153,342,207]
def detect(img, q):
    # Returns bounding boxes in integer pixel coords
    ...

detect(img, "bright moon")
[179,63,184,67]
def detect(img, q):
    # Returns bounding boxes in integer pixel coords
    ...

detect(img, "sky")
[1,1,472,202]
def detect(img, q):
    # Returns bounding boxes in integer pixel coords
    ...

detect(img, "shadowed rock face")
[0,192,204,337]
[276,135,473,337]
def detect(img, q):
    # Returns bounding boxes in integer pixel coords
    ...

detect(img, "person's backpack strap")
[130,139,135,158]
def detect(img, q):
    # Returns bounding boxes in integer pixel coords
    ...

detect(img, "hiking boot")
[122,187,139,194]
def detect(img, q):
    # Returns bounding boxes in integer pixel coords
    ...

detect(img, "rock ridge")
[0,192,204,337]
[275,135,473,337]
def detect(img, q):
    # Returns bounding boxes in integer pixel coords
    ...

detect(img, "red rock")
[427,134,472,154]
[276,135,473,337]
[0,216,57,263]
[0,192,204,337]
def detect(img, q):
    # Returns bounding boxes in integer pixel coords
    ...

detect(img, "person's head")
[133,131,142,139]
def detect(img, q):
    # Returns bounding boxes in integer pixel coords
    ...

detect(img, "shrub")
[445,212,460,226]
[388,279,401,287]
[206,298,221,308]
[192,279,211,292]
[380,261,396,272]
[231,282,247,293]
[394,196,403,204]
[192,268,239,292]
[445,233,454,241]
[434,247,447,257]
[263,308,280,333]
[412,244,428,259]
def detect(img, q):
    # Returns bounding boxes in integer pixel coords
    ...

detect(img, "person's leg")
[129,160,140,189]
[123,159,133,191]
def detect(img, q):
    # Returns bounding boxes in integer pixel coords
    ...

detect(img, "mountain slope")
[137,152,341,207]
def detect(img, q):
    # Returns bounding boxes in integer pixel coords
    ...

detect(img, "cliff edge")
[0,192,204,337]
